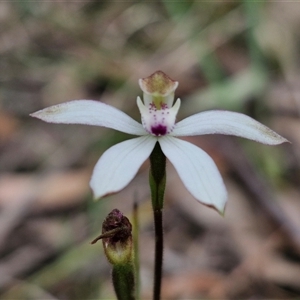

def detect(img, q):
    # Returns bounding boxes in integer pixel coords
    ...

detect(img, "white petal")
[159,136,227,213]
[90,135,156,199]
[173,110,288,145]
[30,100,147,135]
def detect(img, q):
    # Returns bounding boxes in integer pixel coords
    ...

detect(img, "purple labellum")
[151,125,167,136]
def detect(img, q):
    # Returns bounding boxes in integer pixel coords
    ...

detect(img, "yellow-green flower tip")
[139,70,178,96]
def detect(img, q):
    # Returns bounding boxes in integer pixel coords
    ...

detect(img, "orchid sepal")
[172,110,288,145]
[30,100,147,136]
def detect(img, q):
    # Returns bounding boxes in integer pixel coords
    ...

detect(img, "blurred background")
[0,1,300,299]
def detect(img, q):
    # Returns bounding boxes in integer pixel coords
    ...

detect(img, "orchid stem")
[149,142,166,300]
[153,208,163,300]
[112,263,135,300]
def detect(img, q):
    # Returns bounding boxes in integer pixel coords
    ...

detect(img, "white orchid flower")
[30,71,287,213]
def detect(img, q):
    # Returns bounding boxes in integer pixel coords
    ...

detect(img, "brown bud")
[92,209,133,265]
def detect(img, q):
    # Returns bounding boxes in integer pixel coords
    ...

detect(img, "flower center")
[147,103,170,136]
[137,97,180,137]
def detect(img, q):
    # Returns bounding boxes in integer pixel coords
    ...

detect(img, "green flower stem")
[112,263,135,300]
[149,142,166,300]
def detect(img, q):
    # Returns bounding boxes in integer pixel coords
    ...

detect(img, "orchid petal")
[173,110,288,145]
[159,136,227,213]
[30,100,147,135]
[90,135,156,199]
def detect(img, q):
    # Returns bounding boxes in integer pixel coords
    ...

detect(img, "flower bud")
[92,209,133,266]
[92,209,135,299]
